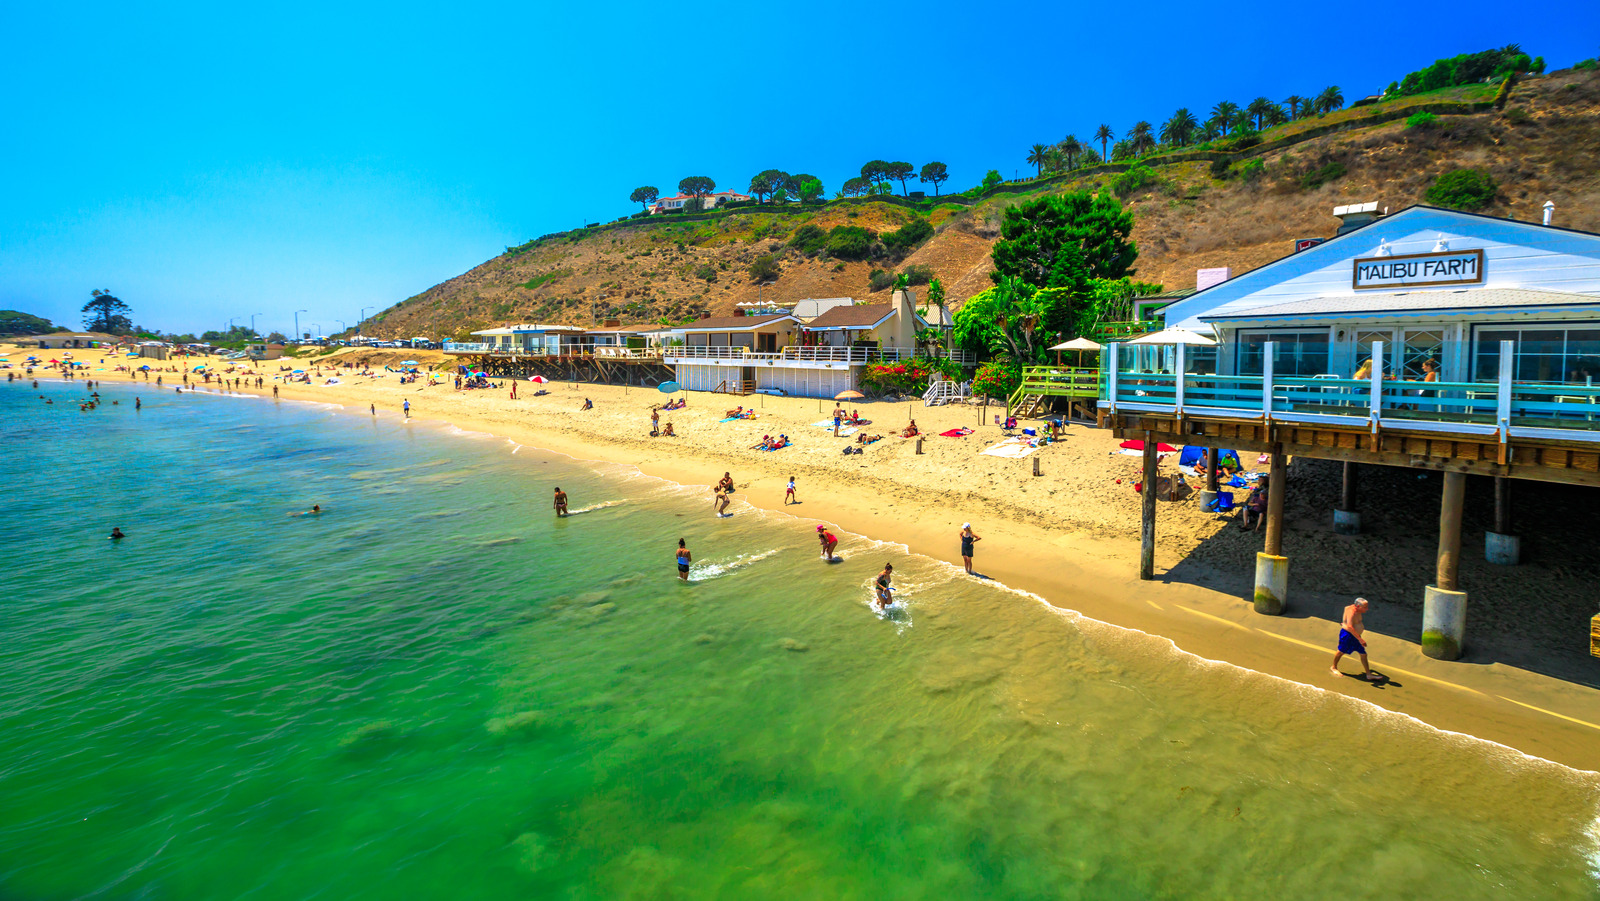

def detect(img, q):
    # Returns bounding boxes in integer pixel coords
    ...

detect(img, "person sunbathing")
[900,420,920,438]
[661,421,676,437]
[726,405,745,418]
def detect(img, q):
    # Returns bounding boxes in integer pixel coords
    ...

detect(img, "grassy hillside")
[366,71,1600,340]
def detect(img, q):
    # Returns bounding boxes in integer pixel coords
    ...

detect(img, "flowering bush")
[971,361,1021,401]
[860,357,960,396]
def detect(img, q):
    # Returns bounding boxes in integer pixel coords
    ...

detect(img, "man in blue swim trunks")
[1331,597,1377,681]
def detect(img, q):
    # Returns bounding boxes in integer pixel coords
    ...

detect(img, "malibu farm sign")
[1352,249,1485,290]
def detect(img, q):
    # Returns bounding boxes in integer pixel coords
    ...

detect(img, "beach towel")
[939,428,973,437]
[981,440,1038,459]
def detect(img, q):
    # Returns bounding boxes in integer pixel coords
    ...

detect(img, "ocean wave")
[688,549,779,583]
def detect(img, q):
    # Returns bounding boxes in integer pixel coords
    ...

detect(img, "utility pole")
[359,307,372,338]
[250,313,262,339]
[294,309,307,343]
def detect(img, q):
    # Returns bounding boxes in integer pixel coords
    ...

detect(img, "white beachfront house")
[664,290,960,397]
[443,324,589,357]
[1145,204,1600,387]
[586,321,665,358]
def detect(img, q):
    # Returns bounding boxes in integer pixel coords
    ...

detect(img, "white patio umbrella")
[1127,327,1216,346]
[1048,336,1103,367]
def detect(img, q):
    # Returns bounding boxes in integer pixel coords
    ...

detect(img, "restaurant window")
[1475,326,1600,385]
[1237,330,1330,377]
[1401,329,1446,381]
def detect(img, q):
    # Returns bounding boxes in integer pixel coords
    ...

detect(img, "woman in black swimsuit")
[960,523,980,575]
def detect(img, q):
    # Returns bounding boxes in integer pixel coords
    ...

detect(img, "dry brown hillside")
[367,70,1600,340]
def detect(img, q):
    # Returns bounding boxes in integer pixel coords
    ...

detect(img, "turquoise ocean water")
[1,377,1598,899]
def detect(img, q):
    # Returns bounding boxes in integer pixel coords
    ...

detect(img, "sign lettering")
[1351,249,1484,290]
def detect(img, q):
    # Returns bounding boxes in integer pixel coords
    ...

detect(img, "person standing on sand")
[1331,598,1378,681]
[676,538,692,581]
[817,525,838,561]
[403,398,411,419]
[651,408,660,436]
[960,523,980,574]
[510,381,517,400]
[554,487,569,517]
[785,476,797,504]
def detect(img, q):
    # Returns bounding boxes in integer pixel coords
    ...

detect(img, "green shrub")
[1574,59,1598,71]
[832,262,846,272]
[882,216,934,252]
[789,223,828,255]
[901,264,935,286]
[1504,107,1532,125]
[1209,157,1231,179]
[694,263,718,282]
[748,254,781,281]
[1405,112,1439,128]
[1424,168,1497,210]
[1110,166,1159,197]
[868,269,896,292]
[826,225,876,260]
[981,170,1003,191]
[1299,161,1346,190]
[1237,159,1265,182]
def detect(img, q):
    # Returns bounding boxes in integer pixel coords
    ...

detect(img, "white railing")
[443,342,492,354]
[663,344,977,365]
[924,378,972,406]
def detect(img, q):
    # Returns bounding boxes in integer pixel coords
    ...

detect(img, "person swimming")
[109,527,126,540]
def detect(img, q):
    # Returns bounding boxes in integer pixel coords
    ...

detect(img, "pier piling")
[1254,446,1289,614]
[1423,471,1469,659]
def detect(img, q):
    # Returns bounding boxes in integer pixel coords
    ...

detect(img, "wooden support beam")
[1437,471,1466,592]
[1264,445,1286,557]
[1141,431,1157,581]
[1493,475,1511,535]
[1205,447,1219,494]
[1340,461,1357,513]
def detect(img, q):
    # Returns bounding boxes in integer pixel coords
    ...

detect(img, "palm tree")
[1094,124,1114,161]
[1263,103,1289,128]
[1161,108,1197,147]
[1284,94,1306,120]
[1057,135,1081,170]
[1211,101,1240,135]
[1043,147,1066,175]
[1245,97,1273,131]
[1315,86,1344,115]
[1198,119,1222,142]
[1026,143,1048,177]
[1129,121,1155,156]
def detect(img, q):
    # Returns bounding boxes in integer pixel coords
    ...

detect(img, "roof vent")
[1333,202,1382,235]
[1543,200,1555,226]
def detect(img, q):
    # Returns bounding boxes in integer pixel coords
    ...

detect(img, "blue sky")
[3,1,1596,336]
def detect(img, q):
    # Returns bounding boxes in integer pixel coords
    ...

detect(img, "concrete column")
[1486,475,1519,565]
[1140,432,1157,580]
[1254,446,1288,614]
[1333,461,1361,535]
[1198,446,1220,511]
[1423,471,1468,660]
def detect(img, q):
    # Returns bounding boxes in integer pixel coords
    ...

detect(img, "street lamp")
[250,313,262,339]
[359,307,372,337]
[335,320,346,339]
[294,309,308,343]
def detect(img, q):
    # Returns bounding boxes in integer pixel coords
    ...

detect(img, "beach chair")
[1203,491,1235,513]
[1001,417,1018,436]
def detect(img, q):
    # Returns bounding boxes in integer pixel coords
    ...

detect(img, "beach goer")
[676,538,692,581]
[651,408,660,436]
[960,523,980,574]
[370,403,376,415]
[874,564,894,611]
[662,421,676,437]
[1239,476,1269,532]
[135,398,141,411]
[403,399,411,418]
[1331,598,1378,681]
[581,398,592,411]
[713,487,731,517]
[817,525,838,561]
[785,476,797,504]
[109,527,126,540]
[554,487,568,517]
[717,472,734,494]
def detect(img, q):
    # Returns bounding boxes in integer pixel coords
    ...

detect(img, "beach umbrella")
[139,365,151,370]
[1118,439,1178,456]
[401,360,418,365]
[529,375,549,383]
[835,389,865,400]
[657,380,681,393]
[1127,327,1216,346]
[292,369,305,374]
[1049,336,1103,366]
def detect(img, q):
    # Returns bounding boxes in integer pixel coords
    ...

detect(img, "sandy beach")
[15,342,1600,772]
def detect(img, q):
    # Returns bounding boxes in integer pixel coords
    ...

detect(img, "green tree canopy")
[919,162,948,196]
[990,192,1137,289]
[797,177,824,203]
[860,160,890,185]
[82,289,133,334]
[629,186,659,209]
[678,175,716,198]
[1161,109,1197,147]
[0,310,59,335]
[841,176,869,197]
[884,161,915,195]
[748,169,788,202]
[1128,121,1155,155]
[1094,124,1114,161]
[1026,143,1048,177]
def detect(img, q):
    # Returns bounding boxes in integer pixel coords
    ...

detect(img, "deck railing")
[1100,340,1600,444]
[664,345,977,364]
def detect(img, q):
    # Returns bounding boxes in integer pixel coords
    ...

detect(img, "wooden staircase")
[713,379,754,396]
[1009,392,1047,418]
